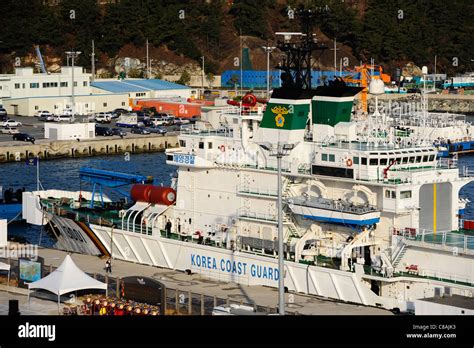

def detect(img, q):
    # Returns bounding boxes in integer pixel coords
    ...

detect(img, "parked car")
[175,117,190,126]
[111,128,127,137]
[94,112,112,123]
[111,108,129,118]
[1,126,19,134]
[13,133,35,142]
[38,113,54,122]
[0,108,8,117]
[148,125,167,135]
[54,115,74,122]
[131,127,151,135]
[95,126,113,136]
[151,116,167,126]
[2,119,22,127]
[35,110,52,118]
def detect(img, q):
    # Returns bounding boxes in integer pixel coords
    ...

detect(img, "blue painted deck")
[0,204,21,221]
[436,140,474,157]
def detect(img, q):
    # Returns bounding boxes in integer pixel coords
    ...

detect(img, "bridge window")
[361,157,367,165]
[396,157,402,164]
[429,154,435,161]
[423,155,428,162]
[353,156,359,165]
[198,142,204,149]
[416,156,422,163]
[369,158,378,166]
[328,154,335,162]
[402,157,408,164]
[179,140,186,147]
[321,153,328,161]
[380,158,387,166]
[385,190,396,199]
[400,191,412,199]
[409,157,415,163]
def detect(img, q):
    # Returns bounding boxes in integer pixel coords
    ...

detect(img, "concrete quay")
[0,247,392,316]
[0,134,178,163]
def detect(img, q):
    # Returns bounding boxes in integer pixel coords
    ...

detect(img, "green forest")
[0,0,472,74]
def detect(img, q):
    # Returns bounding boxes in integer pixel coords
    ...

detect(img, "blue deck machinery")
[79,167,153,208]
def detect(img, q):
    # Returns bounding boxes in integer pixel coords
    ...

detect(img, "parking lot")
[0,115,180,144]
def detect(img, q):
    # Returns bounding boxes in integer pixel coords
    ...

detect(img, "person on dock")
[105,258,112,274]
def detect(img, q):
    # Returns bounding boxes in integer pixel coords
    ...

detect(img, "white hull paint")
[91,224,402,310]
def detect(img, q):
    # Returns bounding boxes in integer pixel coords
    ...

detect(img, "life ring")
[220,145,225,153]
[346,158,353,167]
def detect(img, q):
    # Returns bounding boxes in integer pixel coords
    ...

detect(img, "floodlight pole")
[276,144,284,315]
[66,51,81,116]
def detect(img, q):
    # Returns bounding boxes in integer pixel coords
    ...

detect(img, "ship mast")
[276,9,327,90]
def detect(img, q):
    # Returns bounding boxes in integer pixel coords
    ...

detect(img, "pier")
[0,135,179,163]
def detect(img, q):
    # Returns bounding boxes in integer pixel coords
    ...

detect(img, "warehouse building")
[90,79,195,100]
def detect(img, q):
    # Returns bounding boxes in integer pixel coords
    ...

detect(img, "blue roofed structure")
[91,79,190,93]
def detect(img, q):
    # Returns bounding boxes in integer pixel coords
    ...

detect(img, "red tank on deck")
[130,184,176,205]
[130,184,153,203]
[148,186,176,205]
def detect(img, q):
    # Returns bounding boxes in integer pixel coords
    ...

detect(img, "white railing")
[237,185,278,197]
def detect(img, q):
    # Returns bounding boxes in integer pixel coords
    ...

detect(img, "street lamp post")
[262,46,275,98]
[65,51,81,116]
[258,141,295,315]
[201,56,205,99]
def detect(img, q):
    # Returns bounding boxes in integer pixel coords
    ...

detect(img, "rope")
[6,211,22,224]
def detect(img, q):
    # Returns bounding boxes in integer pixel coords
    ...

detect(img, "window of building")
[369,158,378,165]
[208,142,213,149]
[198,142,204,149]
[328,154,335,162]
[385,190,396,199]
[60,82,68,87]
[353,156,359,165]
[380,158,387,165]
[321,153,328,161]
[83,81,87,87]
[54,105,59,109]
[400,191,412,199]
[74,82,77,87]
[30,83,39,88]
[34,106,39,110]
[103,102,107,107]
[121,102,126,106]
[361,157,367,165]
[14,83,20,89]
[51,82,58,87]
[179,140,186,147]
[22,83,26,89]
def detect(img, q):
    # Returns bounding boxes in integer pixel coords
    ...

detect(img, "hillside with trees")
[0,0,472,77]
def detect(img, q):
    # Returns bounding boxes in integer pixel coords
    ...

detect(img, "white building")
[44,122,96,141]
[0,67,90,100]
[0,67,194,116]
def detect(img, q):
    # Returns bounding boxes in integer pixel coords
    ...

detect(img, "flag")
[25,158,38,166]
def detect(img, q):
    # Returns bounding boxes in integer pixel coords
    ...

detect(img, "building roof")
[420,295,474,310]
[91,79,190,93]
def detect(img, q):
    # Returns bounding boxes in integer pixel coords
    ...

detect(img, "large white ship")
[22,23,474,313]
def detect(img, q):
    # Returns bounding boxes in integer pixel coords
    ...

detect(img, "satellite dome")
[369,79,385,95]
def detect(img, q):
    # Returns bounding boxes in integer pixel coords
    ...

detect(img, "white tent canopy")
[28,255,107,309]
[0,261,10,271]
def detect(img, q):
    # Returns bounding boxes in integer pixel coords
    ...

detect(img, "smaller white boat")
[288,196,380,227]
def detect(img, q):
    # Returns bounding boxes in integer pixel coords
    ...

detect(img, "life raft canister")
[346,158,353,167]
